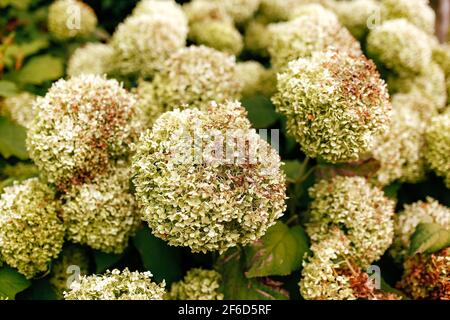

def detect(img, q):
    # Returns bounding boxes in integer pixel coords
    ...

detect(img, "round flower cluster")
[244,20,271,58]
[183,0,243,55]
[47,0,97,40]
[67,43,114,77]
[61,164,140,254]
[211,0,260,25]
[306,176,395,268]
[110,13,187,78]
[132,0,186,22]
[0,92,36,128]
[387,63,447,112]
[397,248,450,300]
[189,21,243,56]
[132,101,287,253]
[366,19,432,76]
[300,230,355,300]
[332,0,381,40]
[425,112,450,188]
[0,178,65,279]
[273,49,391,164]
[49,245,90,299]
[64,269,166,300]
[168,268,224,300]
[390,198,450,263]
[236,61,276,97]
[371,95,428,186]
[380,0,436,34]
[259,0,333,22]
[268,4,361,70]
[132,80,162,128]
[151,46,241,111]
[27,74,140,190]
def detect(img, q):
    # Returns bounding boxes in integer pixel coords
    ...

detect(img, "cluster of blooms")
[371,94,428,186]
[168,268,224,300]
[0,178,65,279]
[150,46,241,112]
[236,61,276,97]
[0,92,36,128]
[273,49,391,163]
[397,248,450,300]
[182,0,260,55]
[425,112,450,188]
[64,269,166,300]
[132,101,287,253]
[67,43,114,77]
[27,74,141,190]
[110,0,188,78]
[47,0,97,40]
[61,163,141,254]
[268,4,361,70]
[390,198,450,263]
[48,245,90,298]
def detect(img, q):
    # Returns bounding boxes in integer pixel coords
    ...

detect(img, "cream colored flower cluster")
[27,74,141,190]
[48,0,97,40]
[273,49,391,163]
[0,92,36,128]
[133,101,286,253]
[0,178,65,279]
[168,268,224,300]
[64,269,166,300]
[67,43,114,77]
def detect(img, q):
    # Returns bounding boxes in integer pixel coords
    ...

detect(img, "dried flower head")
[132,101,287,253]
[268,4,361,70]
[273,49,391,163]
[48,0,97,40]
[388,63,447,112]
[0,92,36,128]
[61,164,140,254]
[307,176,395,267]
[397,248,450,300]
[390,198,450,263]
[380,0,435,34]
[168,268,224,300]
[366,19,432,76]
[425,112,450,188]
[0,178,64,279]
[64,268,166,300]
[27,74,140,190]
[110,14,187,78]
[151,46,241,111]
[49,245,90,299]
[371,96,428,186]
[67,43,114,77]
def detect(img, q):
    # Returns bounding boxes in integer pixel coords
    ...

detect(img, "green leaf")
[283,160,303,183]
[16,55,64,85]
[16,279,58,300]
[241,95,279,129]
[93,251,122,273]
[409,223,450,256]
[383,182,401,199]
[245,222,309,278]
[217,248,289,300]
[132,227,182,285]
[0,116,28,160]
[0,0,33,9]
[5,37,50,67]
[0,267,31,299]
[0,81,19,97]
